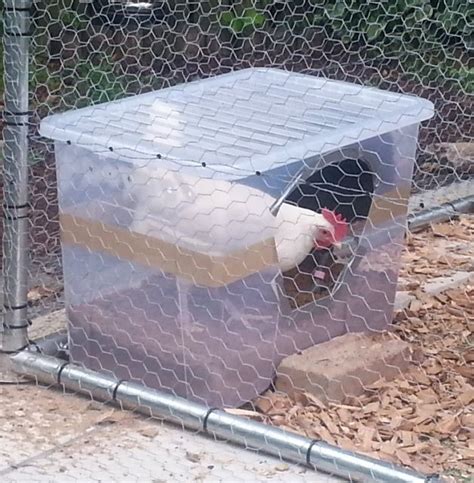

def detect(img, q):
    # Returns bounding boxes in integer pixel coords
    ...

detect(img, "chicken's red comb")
[321,208,349,241]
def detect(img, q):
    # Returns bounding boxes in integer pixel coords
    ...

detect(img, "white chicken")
[128,165,348,273]
[273,203,348,272]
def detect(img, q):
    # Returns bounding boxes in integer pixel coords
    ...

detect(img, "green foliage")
[32,58,129,111]
[30,1,129,110]
[220,8,266,35]
[22,0,473,109]
[35,0,87,29]
[64,59,127,107]
[309,0,435,45]
[308,0,471,51]
[219,0,270,36]
[214,0,472,92]
[303,0,472,91]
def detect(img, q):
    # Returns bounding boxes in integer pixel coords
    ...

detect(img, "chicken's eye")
[320,229,329,236]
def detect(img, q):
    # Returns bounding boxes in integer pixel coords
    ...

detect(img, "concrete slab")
[0,384,342,483]
[2,422,341,483]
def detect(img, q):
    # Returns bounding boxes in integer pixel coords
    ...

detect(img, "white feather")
[129,166,334,271]
[274,203,332,272]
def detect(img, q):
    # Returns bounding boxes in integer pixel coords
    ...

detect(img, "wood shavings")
[223,408,265,420]
[27,285,59,302]
[457,389,474,406]
[253,215,474,478]
[253,391,292,416]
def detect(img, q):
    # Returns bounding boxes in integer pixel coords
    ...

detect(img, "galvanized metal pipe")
[408,194,474,232]
[11,350,442,482]
[1,0,32,352]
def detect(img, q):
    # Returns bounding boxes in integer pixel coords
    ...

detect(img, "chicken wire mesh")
[1,0,473,480]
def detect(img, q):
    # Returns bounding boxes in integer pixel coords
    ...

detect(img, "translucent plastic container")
[40,68,434,407]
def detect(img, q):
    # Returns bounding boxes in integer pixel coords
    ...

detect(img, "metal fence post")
[1,0,32,352]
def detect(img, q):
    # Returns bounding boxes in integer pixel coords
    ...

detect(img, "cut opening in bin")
[281,158,375,309]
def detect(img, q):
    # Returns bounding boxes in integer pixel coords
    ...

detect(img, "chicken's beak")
[333,241,342,250]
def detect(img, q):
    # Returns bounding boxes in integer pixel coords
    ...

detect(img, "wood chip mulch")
[243,215,473,479]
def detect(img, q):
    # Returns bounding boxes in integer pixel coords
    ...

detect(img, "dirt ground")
[248,215,474,479]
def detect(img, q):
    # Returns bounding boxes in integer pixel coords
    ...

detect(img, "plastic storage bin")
[40,68,434,407]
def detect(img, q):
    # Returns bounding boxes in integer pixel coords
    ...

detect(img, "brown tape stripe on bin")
[60,213,278,288]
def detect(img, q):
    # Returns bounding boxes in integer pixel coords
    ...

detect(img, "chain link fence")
[1,0,473,480]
